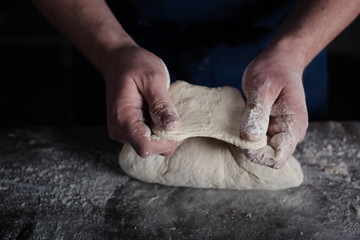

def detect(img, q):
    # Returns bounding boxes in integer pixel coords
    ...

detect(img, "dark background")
[1,0,360,126]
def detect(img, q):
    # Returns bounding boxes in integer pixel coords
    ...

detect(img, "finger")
[160,140,183,157]
[108,104,181,158]
[128,121,180,158]
[240,94,272,142]
[244,111,296,168]
[135,63,181,131]
[246,116,297,169]
[243,145,277,167]
[267,100,307,168]
[267,114,293,137]
[268,132,297,169]
[269,90,308,140]
[244,131,296,169]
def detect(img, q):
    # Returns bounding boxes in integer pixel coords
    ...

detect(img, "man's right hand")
[103,44,182,157]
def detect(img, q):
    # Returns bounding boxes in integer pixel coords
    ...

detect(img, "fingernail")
[151,105,181,131]
[161,111,180,131]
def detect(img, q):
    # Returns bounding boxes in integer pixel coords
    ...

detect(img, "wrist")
[95,32,138,75]
[262,37,310,72]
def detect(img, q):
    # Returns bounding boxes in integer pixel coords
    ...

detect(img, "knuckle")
[113,111,128,127]
[244,71,273,90]
[120,71,135,80]
[138,70,167,90]
[151,101,171,118]
[145,70,164,81]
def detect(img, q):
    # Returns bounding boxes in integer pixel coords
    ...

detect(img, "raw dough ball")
[119,81,304,190]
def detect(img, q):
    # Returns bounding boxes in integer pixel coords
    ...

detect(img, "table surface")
[0,122,360,240]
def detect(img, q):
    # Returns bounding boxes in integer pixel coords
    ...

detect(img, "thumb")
[140,64,180,131]
[241,93,271,142]
[149,97,181,131]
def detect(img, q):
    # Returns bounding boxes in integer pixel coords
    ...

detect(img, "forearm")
[264,0,360,69]
[32,0,137,72]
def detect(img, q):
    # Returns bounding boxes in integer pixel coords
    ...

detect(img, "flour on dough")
[152,81,266,149]
[119,81,304,190]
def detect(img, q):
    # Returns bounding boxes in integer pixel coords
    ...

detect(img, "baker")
[32,0,360,168]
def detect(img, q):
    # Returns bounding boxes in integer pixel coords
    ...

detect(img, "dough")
[119,138,303,190]
[152,81,267,149]
[119,81,304,190]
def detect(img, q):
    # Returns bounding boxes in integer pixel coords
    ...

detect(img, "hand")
[240,51,308,169]
[102,44,182,157]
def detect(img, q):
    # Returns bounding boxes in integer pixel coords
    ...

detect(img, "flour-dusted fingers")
[240,68,273,143]
[243,145,277,167]
[127,122,180,158]
[240,100,271,143]
[104,46,182,157]
[135,67,181,132]
[107,105,180,158]
[243,131,297,169]
[240,50,309,168]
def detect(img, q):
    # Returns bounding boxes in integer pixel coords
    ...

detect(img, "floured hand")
[103,45,182,157]
[240,51,308,169]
